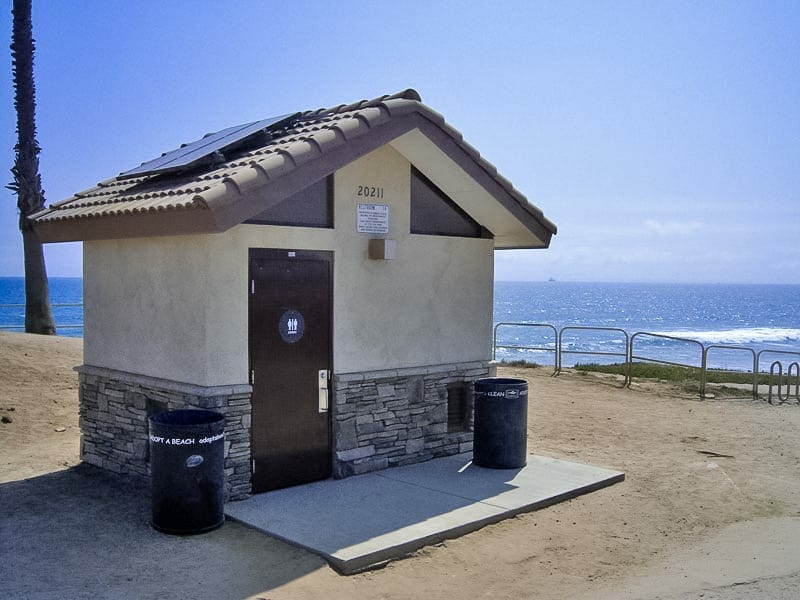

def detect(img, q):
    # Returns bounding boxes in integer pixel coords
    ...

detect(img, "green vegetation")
[573,362,775,394]
[498,360,540,369]
[497,360,791,397]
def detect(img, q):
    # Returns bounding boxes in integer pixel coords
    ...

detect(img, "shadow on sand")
[0,463,323,599]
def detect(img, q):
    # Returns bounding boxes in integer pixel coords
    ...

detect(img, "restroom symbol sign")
[279,310,305,344]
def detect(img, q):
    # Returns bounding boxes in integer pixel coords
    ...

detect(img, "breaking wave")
[649,328,800,345]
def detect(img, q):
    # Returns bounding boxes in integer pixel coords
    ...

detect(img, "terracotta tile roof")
[32,90,556,247]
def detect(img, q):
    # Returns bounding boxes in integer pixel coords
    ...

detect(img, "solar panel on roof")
[118,113,299,179]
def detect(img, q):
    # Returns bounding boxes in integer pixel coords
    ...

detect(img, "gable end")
[410,166,490,239]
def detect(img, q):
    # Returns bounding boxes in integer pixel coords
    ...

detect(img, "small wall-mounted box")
[368,238,396,260]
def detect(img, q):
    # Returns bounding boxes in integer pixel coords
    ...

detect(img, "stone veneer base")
[76,360,496,499]
[332,361,495,478]
[76,365,253,501]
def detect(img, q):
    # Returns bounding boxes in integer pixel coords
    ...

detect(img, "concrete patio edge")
[225,453,625,574]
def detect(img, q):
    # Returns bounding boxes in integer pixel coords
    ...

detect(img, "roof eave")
[33,97,557,245]
[495,240,553,250]
[33,207,219,243]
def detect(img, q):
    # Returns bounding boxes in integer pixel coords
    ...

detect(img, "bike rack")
[790,362,800,404]
[767,360,800,404]
[768,361,786,404]
[757,350,800,404]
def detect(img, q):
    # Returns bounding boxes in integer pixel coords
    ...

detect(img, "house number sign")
[357,202,389,234]
[357,185,385,199]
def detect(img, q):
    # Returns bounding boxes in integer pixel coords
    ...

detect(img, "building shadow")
[0,463,324,599]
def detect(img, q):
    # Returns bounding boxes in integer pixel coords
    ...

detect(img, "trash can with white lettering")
[148,409,225,534]
[472,378,528,469]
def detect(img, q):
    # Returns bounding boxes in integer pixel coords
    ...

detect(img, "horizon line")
[1,274,799,287]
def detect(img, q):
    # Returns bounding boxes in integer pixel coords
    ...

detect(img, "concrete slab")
[225,453,624,574]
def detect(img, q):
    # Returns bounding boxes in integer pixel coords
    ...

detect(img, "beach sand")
[2,330,799,599]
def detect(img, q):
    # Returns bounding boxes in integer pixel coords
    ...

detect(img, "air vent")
[447,382,470,432]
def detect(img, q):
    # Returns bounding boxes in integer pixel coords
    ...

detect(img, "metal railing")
[702,345,758,400]
[628,331,705,396]
[494,322,800,402]
[558,327,629,380]
[492,324,629,379]
[492,323,558,375]
[0,303,84,331]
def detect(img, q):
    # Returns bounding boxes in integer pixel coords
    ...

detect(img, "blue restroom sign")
[279,309,305,344]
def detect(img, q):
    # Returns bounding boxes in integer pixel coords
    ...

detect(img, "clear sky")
[1,0,798,283]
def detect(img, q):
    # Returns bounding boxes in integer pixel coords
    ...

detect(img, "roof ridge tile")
[353,106,390,129]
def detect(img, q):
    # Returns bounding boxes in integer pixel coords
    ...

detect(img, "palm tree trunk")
[22,228,55,334]
[10,0,56,335]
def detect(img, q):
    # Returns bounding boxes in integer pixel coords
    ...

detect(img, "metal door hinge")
[250,370,255,385]
[250,280,255,294]
[252,459,255,473]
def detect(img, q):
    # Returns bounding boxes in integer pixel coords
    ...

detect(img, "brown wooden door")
[248,249,332,492]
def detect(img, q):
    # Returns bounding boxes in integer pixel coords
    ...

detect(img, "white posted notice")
[357,203,389,234]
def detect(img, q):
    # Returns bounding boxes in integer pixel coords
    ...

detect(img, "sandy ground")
[2,331,800,599]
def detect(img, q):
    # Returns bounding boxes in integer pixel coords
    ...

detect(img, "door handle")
[318,369,330,413]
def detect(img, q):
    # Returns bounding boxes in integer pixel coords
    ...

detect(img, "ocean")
[1,278,798,372]
[495,281,800,372]
[0,277,83,337]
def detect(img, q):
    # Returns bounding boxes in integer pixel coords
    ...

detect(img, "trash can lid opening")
[149,409,224,427]
[475,378,528,386]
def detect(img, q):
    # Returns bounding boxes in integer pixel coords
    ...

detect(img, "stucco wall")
[331,145,494,373]
[83,235,225,386]
[83,144,494,385]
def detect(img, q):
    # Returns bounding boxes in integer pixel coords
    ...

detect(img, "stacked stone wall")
[77,361,495,497]
[77,365,252,500]
[332,361,494,478]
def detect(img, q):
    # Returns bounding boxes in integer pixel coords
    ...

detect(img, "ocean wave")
[649,328,800,345]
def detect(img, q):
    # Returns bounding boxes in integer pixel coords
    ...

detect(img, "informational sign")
[357,203,390,234]
[279,309,305,344]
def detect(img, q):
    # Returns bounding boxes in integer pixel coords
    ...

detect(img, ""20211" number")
[357,185,384,199]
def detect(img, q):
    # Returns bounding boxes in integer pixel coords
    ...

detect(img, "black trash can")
[472,378,528,469]
[148,409,225,534]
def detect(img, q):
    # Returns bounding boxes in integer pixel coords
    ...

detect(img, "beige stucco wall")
[331,145,494,372]
[83,235,235,387]
[83,144,494,386]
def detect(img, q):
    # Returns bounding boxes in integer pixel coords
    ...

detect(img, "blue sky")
[1,0,798,283]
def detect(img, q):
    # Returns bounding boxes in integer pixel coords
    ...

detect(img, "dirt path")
[2,332,799,599]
